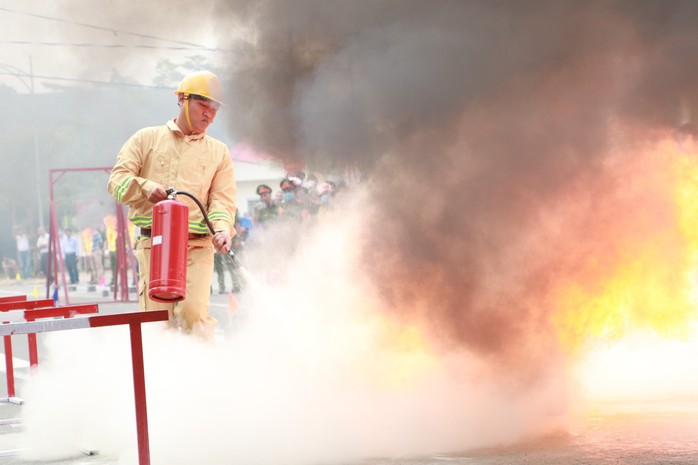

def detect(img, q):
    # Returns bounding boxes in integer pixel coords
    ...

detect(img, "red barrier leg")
[3,335,14,399]
[28,333,38,368]
[130,322,150,465]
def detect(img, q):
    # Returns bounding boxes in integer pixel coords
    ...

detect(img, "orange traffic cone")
[228,291,239,321]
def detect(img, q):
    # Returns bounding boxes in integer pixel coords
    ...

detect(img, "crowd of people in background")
[2,171,344,297]
[2,221,122,287]
[212,171,344,294]
[250,171,342,230]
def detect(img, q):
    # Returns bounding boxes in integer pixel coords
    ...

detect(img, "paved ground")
[2,275,698,465]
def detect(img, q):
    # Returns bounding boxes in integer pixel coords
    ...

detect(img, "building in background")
[231,144,287,215]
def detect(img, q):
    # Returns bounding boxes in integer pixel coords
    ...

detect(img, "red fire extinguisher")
[148,189,241,303]
[148,192,189,302]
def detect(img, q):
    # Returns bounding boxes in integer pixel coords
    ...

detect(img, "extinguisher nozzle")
[227,249,242,269]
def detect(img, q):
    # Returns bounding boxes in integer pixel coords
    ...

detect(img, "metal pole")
[129,321,151,465]
[3,336,15,399]
[29,56,44,229]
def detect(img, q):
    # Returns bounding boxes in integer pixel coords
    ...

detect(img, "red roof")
[229,143,274,163]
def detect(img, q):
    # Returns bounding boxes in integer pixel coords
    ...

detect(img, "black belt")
[140,229,208,239]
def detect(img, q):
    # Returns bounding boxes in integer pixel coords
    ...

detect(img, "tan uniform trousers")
[136,236,216,339]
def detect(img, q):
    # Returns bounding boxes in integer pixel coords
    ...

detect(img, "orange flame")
[553,133,698,353]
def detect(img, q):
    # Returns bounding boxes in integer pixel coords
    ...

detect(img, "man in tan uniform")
[108,70,236,338]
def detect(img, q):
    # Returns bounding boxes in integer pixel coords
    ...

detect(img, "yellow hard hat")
[175,71,224,106]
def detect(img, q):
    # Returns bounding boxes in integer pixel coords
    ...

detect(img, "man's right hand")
[147,184,168,203]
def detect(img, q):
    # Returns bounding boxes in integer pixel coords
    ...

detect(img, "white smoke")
[17,190,572,465]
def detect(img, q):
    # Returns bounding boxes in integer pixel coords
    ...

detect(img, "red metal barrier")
[24,305,99,367]
[0,310,168,465]
[0,295,26,402]
[0,297,56,402]
[0,295,26,397]
[0,295,27,403]
[0,299,54,312]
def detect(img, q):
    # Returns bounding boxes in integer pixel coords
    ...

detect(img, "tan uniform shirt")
[107,119,236,236]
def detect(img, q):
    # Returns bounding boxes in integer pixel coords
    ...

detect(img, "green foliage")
[153,55,220,87]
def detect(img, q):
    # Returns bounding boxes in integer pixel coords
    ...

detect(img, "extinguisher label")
[152,235,163,246]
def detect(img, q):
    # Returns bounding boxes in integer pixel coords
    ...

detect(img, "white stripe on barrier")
[0,418,21,425]
[0,317,92,336]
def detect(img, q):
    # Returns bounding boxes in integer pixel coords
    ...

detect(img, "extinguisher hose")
[166,189,216,234]
[166,188,241,267]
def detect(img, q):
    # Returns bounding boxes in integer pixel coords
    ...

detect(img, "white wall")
[233,159,287,215]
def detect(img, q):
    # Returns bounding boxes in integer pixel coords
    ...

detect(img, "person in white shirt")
[36,227,50,278]
[62,228,79,284]
[14,227,31,280]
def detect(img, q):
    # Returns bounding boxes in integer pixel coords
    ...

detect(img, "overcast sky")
[0,2,220,93]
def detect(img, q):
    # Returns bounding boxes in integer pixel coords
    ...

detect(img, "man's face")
[260,191,272,205]
[179,96,220,134]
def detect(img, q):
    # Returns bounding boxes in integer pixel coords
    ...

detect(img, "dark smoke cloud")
[216,1,698,166]
[46,0,698,380]
[213,0,698,380]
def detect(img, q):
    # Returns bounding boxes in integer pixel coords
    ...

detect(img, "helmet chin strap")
[184,97,194,133]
